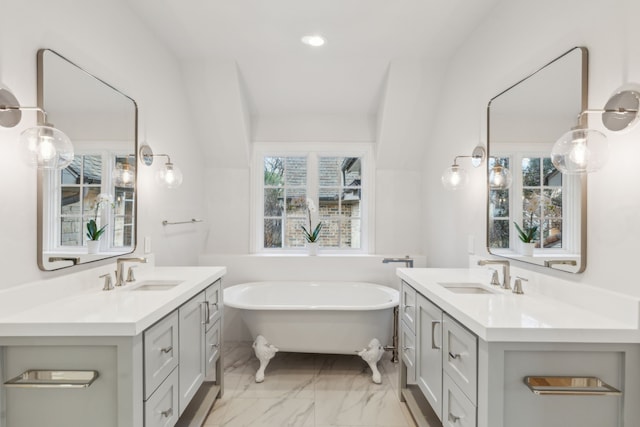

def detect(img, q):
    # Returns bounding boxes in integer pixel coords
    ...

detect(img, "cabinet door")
[145,368,179,427]
[401,282,417,333]
[205,280,222,329]
[144,311,179,400]
[416,294,443,421]
[178,291,206,415]
[205,319,222,382]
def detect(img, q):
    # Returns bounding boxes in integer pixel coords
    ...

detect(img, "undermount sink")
[129,280,183,291]
[438,282,498,295]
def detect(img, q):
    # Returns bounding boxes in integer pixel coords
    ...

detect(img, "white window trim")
[251,142,375,255]
[492,142,578,256]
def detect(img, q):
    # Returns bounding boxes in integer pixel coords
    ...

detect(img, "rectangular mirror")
[487,47,587,273]
[37,49,137,271]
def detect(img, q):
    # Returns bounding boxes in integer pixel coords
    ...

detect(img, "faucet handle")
[513,276,528,294]
[126,266,138,283]
[100,273,114,291]
[488,268,500,286]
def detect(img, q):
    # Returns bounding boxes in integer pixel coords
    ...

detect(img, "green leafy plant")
[513,221,537,243]
[301,198,323,243]
[86,193,114,241]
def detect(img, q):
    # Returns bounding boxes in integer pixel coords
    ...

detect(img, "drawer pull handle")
[403,304,414,311]
[160,346,173,354]
[402,346,414,351]
[448,351,461,359]
[431,320,441,349]
[448,413,463,423]
[202,301,210,325]
[210,302,218,310]
[209,343,219,349]
[160,408,173,418]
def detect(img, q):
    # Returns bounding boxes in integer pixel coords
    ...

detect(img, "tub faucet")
[477,259,510,290]
[115,257,147,286]
[382,256,414,268]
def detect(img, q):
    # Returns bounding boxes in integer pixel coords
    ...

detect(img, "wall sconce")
[139,144,183,189]
[441,145,486,190]
[0,85,74,169]
[551,87,640,174]
[488,161,512,190]
[113,162,134,187]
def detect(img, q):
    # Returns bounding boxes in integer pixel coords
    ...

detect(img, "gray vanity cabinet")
[416,294,443,420]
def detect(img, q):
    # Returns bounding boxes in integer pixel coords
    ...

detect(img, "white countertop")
[0,266,226,337]
[398,268,640,343]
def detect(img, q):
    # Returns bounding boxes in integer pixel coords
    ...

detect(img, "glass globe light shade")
[113,163,134,187]
[551,128,608,174]
[489,165,512,189]
[19,124,74,169]
[156,162,183,189]
[441,165,468,190]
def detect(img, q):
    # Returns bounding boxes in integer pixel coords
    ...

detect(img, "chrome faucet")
[477,259,511,290]
[382,256,414,268]
[115,257,147,286]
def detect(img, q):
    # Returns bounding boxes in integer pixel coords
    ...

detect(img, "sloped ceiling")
[125,0,498,117]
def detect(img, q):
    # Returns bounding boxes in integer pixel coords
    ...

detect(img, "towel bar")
[162,218,203,226]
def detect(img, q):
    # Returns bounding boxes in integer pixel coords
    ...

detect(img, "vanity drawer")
[205,319,221,382]
[401,282,417,333]
[205,280,222,328]
[443,372,476,427]
[401,320,417,385]
[144,311,179,400]
[443,314,477,404]
[144,367,179,427]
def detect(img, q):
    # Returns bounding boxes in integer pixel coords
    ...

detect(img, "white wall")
[0,0,207,289]
[424,0,640,296]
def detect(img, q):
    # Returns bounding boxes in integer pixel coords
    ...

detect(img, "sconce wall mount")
[441,145,486,191]
[139,143,183,189]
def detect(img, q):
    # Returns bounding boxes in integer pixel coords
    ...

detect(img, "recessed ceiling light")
[301,35,325,47]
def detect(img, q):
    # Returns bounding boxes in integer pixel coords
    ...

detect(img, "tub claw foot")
[358,338,384,384]
[253,335,279,383]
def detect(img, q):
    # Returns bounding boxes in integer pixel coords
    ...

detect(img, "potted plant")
[301,198,322,255]
[86,193,113,254]
[514,220,537,256]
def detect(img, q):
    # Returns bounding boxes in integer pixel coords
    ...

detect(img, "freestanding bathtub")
[224,281,399,383]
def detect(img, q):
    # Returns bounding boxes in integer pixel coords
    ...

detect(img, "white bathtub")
[224,281,399,354]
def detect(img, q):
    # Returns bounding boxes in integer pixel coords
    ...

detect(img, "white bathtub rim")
[224,281,399,311]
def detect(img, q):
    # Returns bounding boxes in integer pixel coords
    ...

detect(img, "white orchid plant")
[86,193,114,241]
[301,198,323,243]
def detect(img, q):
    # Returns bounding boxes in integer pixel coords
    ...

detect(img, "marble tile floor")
[204,341,419,427]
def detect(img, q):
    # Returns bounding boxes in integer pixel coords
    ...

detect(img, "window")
[489,153,567,253]
[255,144,372,253]
[48,152,135,252]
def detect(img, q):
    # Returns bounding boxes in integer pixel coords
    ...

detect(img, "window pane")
[544,189,562,218]
[522,157,540,186]
[83,187,102,214]
[60,217,81,246]
[286,189,307,216]
[318,219,339,247]
[319,157,342,186]
[83,155,102,184]
[62,157,82,184]
[489,219,509,248]
[264,157,285,186]
[285,157,306,186]
[319,188,340,215]
[341,218,361,249]
[543,158,561,186]
[264,188,284,216]
[489,189,509,218]
[286,217,307,248]
[542,219,563,248]
[264,219,282,248]
[61,187,80,214]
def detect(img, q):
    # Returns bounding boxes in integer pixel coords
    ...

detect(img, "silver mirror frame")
[36,48,138,271]
[486,47,588,273]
